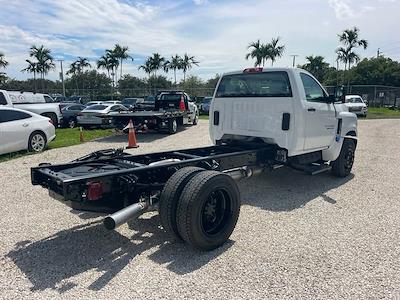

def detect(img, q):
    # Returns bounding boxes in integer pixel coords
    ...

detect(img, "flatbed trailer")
[109,109,190,134]
[31,142,283,250]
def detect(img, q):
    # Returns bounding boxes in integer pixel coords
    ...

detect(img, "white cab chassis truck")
[31,68,357,251]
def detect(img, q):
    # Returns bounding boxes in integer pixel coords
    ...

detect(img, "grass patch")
[0,127,115,163]
[48,128,115,149]
[366,107,400,119]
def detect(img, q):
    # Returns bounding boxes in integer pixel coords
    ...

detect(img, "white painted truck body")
[209,68,357,162]
[0,90,63,126]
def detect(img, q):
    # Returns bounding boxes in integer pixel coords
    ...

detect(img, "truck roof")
[221,67,308,77]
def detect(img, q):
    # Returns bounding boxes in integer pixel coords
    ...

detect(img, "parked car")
[85,101,103,107]
[60,104,86,128]
[104,100,122,105]
[0,107,56,155]
[77,103,128,128]
[66,95,91,104]
[0,90,63,126]
[344,95,368,117]
[121,98,144,109]
[200,97,212,115]
[136,95,156,110]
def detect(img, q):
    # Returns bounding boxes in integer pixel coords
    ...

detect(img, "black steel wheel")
[159,166,205,240]
[176,171,241,251]
[331,138,356,177]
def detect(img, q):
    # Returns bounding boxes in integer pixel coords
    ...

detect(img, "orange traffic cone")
[79,127,84,142]
[126,119,139,149]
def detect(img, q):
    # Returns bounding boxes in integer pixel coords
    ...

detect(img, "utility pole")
[58,60,66,97]
[377,48,381,58]
[290,55,298,67]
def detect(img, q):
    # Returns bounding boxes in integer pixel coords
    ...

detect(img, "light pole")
[58,60,66,97]
[290,55,298,67]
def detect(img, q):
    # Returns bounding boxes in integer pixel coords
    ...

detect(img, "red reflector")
[179,95,185,111]
[87,181,103,201]
[243,67,263,73]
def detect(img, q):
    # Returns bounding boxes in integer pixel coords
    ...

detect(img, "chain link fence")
[43,85,400,107]
[325,85,400,107]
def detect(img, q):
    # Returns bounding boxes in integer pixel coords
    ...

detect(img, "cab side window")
[300,73,326,102]
[0,93,7,105]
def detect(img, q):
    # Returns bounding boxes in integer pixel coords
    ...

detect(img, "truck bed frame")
[31,143,280,213]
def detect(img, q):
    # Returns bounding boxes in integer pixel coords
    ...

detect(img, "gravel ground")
[0,119,400,299]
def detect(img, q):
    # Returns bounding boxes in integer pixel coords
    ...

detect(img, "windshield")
[85,105,107,110]
[216,71,292,98]
[346,97,363,103]
[159,94,182,101]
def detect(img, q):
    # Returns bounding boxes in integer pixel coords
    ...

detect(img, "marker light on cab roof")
[243,67,263,73]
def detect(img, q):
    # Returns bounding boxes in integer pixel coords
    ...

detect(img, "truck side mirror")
[333,86,346,103]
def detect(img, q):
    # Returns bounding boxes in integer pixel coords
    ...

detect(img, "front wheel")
[68,118,77,128]
[331,138,356,177]
[193,113,199,125]
[176,171,241,251]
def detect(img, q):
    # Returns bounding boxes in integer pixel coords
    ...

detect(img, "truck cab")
[210,67,357,163]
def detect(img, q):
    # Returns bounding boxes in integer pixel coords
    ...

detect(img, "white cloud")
[0,0,399,81]
[193,0,209,5]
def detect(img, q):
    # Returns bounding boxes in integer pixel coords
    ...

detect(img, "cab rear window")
[216,71,292,98]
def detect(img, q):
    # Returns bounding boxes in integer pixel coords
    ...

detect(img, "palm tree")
[28,45,55,91]
[76,57,91,73]
[97,55,112,78]
[22,59,40,92]
[112,44,133,79]
[336,27,368,70]
[105,49,120,86]
[181,53,199,82]
[164,54,182,85]
[246,40,263,67]
[139,59,154,92]
[301,55,329,81]
[66,61,80,92]
[148,53,165,76]
[0,52,8,69]
[268,37,285,66]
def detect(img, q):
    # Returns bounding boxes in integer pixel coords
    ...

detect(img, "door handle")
[307,108,316,112]
[22,123,29,127]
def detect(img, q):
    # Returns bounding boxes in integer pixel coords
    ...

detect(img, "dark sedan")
[60,103,86,128]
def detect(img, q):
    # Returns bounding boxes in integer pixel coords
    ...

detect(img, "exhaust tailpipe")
[224,166,264,181]
[104,202,149,230]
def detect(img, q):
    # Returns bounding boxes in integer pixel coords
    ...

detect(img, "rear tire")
[176,171,241,251]
[159,166,205,240]
[28,131,47,152]
[168,118,177,134]
[68,118,77,128]
[42,113,58,127]
[193,113,198,125]
[331,138,356,177]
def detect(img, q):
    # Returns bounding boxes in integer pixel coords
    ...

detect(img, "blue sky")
[0,0,399,82]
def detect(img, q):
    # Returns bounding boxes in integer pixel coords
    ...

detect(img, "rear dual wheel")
[159,168,241,251]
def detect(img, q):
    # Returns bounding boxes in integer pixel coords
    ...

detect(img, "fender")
[322,111,357,161]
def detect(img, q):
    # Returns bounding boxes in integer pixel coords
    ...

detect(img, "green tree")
[97,55,112,78]
[29,45,55,91]
[112,44,133,79]
[268,37,285,66]
[148,53,165,76]
[181,53,199,82]
[0,52,8,69]
[164,54,183,85]
[139,59,154,92]
[22,59,40,92]
[246,40,263,67]
[336,27,368,70]
[299,55,330,82]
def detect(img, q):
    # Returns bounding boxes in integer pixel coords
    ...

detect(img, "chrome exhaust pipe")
[224,166,264,181]
[104,202,149,230]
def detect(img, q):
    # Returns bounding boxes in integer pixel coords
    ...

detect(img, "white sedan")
[0,107,56,155]
[77,103,127,128]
